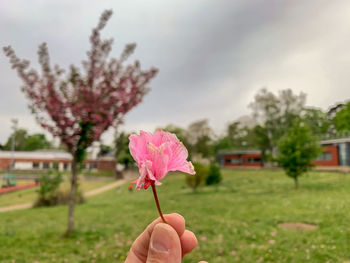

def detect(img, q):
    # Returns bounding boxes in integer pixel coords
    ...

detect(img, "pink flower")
[129,129,195,189]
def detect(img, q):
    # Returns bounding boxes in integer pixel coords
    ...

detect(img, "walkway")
[84,179,126,197]
[0,202,33,213]
[0,179,127,213]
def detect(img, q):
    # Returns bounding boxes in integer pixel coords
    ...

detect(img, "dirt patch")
[278,222,318,230]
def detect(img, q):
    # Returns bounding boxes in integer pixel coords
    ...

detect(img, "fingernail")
[150,223,172,253]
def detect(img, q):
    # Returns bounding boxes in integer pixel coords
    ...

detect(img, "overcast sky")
[1,0,350,145]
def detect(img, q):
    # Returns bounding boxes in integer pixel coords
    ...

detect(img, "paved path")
[84,179,126,197]
[0,179,128,213]
[0,202,33,213]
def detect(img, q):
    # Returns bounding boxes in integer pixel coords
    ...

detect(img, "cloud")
[1,0,350,144]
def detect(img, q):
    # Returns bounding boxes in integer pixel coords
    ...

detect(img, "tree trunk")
[294,177,299,189]
[66,158,78,235]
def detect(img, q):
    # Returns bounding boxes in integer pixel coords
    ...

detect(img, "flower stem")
[151,183,167,223]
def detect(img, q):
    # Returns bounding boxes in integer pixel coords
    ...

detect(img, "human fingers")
[125,213,185,262]
[146,223,182,263]
[180,230,198,257]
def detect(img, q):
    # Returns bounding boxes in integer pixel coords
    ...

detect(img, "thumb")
[146,223,182,263]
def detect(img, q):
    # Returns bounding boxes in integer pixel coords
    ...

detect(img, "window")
[226,158,241,164]
[314,152,332,161]
[32,162,39,169]
[64,163,69,171]
[43,163,50,169]
[245,158,261,163]
[322,153,332,161]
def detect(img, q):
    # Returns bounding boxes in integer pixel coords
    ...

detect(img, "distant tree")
[23,134,52,151]
[333,101,350,132]
[3,10,157,234]
[4,128,28,150]
[162,124,190,149]
[214,121,255,154]
[3,129,52,151]
[98,144,112,156]
[249,88,306,161]
[276,121,321,189]
[214,136,232,153]
[227,121,255,149]
[115,131,133,176]
[187,119,214,158]
[252,125,271,163]
[328,102,345,119]
[302,108,331,136]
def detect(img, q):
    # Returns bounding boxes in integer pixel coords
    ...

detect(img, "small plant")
[35,170,84,207]
[206,162,222,186]
[35,170,62,207]
[185,162,208,192]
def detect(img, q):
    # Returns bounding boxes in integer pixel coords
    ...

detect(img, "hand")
[125,213,207,263]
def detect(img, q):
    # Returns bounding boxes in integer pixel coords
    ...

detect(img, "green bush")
[185,162,209,192]
[34,170,84,207]
[206,162,222,186]
[35,170,62,202]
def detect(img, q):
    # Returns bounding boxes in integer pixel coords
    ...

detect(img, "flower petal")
[136,161,153,190]
[129,179,138,185]
[165,141,194,175]
[129,134,147,164]
[146,142,169,180]
[128,129,196,189]
[176,161,196,175]
[150,129,179,147]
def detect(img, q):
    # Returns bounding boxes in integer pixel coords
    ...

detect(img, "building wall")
[0,157,116,172]
[96,160,116,171]
[0,158,11,170]
[14,162,33,170]
[312,145,339,166]
[223,146,339,168]
[224,153,262,167]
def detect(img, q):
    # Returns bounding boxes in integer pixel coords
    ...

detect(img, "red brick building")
[311,145,339,166]
[0,150,116,172]
[219,137,350,168]
[219,150,262,167]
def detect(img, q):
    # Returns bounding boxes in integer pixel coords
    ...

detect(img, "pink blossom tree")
[3,10,157,234]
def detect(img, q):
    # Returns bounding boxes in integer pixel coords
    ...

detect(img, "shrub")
[206,162,222,186]
[34,171,84,207]
[185,162,209,192]
[35,170,62,204]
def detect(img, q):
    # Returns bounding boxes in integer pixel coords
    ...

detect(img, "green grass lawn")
[0,180,113,207]
[1,169,350,262]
